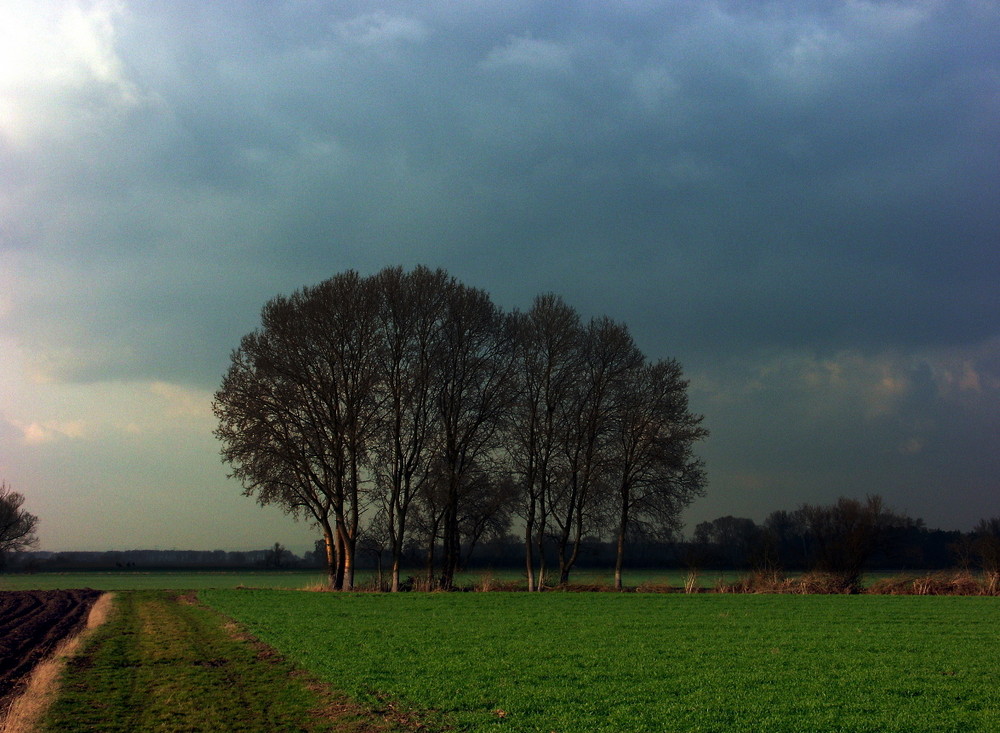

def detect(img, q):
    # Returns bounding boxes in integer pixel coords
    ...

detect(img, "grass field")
[0,570,330,591]
[0,568,741,592]
[202,590,1000,733]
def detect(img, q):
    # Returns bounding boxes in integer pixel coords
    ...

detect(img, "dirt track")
[0,589,101,709]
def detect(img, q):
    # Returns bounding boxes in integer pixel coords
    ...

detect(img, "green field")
[200,590,1000,732]
[7,571,998,731]
[0,568,735,592]
[0,570,330,591]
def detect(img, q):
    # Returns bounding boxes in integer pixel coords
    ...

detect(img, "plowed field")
[0,589,101,710]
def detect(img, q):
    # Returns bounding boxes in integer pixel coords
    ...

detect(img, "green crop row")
[201,590,1000,732]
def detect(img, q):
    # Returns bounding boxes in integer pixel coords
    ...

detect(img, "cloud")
[481,36,572,72]
[15,419,87,445]
[334,11,429,48]
[0,0,151,148]
[0,0,997,546]
[149,381,214,422]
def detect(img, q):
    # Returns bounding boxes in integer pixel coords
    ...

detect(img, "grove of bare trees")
[213,266,707,590]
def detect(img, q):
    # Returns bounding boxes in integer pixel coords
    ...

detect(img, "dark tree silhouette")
[0,482,39,570]
[972,517,1000,593]
[214,271,380,590]
[550,317,644,585]
[215,266,707,590]
[609,359,707,589]
[794,495,909,590]
[508,295,584,591]
[369,266,452,592]
[432,282,517,589]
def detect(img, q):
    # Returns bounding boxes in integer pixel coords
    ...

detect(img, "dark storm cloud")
[6,1,996,382]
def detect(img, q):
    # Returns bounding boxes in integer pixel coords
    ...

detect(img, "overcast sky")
[1,0,997,554]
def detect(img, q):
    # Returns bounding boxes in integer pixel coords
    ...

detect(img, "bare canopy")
[214,266,707,589]
[0,482,39,570]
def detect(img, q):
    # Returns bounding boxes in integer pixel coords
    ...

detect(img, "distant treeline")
[10,546,303,572]
[687,501,998,575]
[350,496,999,585]
[10,498,998,581]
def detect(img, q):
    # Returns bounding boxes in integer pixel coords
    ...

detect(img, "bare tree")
[369,266,452,591]
[693,516,760,569]
[358,508,392,590]
[972,517,1000,593]
[609,359,707,589]
[409,465,449,587]
[433,283,517,589]
[214,271,381,590]
[507,295,583,591]
[215,266,709,591]
[550,317,643,584]
[457,467,516,568]
[0,482,39,571]
[794,495,901,590]
[265,542,287,568]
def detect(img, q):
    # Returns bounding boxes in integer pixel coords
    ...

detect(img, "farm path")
[39,591,436,733]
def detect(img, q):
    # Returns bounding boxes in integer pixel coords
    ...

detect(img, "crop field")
[0,590,101,708]
[0,568,742,592]
[6,576,997,731]
[0,570,330,592]
[202,590,1000,733]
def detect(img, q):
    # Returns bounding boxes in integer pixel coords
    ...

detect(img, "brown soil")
[0,589,101,714]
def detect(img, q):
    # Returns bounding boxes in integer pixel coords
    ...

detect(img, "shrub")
[867,571,991,596]
[715,571,858,594]
[634,580,677,593]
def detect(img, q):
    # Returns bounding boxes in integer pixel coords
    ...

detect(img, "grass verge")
[40,591,436,732]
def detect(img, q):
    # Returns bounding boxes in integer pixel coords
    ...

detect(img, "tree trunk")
[440,504,457,590]
[389,502,408,592]
[334,526,346,590]
[614,484,629,591]
[535,512,548,591]
[440,472,461,590]
[556,513,575,585]
[425,527,436,587]
[341,514,356,591]
[524,515,536,593]
[613,533,625,591]
[391,555,402,593]
[343,458,361,592]
[342,538,355,591]
[322,524,337,590]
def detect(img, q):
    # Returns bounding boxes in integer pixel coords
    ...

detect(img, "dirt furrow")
[0,589,102,709]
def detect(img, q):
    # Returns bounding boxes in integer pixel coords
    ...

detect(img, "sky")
[1,0,997,554]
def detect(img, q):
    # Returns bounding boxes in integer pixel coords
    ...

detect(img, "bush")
[716,571,858,594]
[866,571,993,596]
[634,581,679,593]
